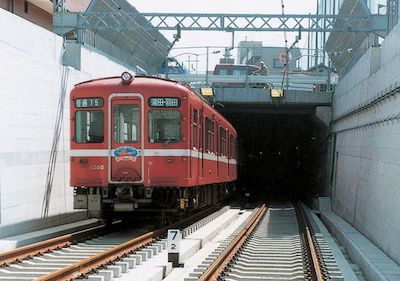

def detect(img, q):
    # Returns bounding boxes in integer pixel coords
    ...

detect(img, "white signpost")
[167,229,181,267]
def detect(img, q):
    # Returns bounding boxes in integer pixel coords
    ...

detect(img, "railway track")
[0,206,217,280]
[191,201,342,281]
[0,202,343,281]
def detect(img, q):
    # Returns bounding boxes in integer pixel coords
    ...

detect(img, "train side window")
[193,109,198,149]
[75,110,104,143]
[148,110,180,143]
[114,104,139,143]
[205,118,210,151]
[205,117,214,153]
[220,127,227,156]
[229,134,235,158]
[211,120,215,152]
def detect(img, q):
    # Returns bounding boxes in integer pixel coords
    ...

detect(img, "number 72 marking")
[167,229,181,253]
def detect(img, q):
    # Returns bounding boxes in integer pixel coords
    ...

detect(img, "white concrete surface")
[165,209,252,281]
[330,20,400,266]
[0,8,135,236]
[0,219,99,254]
[319,198,400,281]
[305,200,359,280]
[114,208,247,281]
[177,209,240,263]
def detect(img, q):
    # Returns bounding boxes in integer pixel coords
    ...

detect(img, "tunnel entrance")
[223,109,325,203]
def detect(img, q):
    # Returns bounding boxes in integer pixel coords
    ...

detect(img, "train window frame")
[113,104,139,144]
[75,110,104,143]
[193,109,198,149]
[205,117,215,153]
[229,134,235,159]
[220,127,227,157]
[148,109,181,144]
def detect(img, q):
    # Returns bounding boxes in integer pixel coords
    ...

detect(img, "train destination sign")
[75,97,104,108]
[149,97,180,108]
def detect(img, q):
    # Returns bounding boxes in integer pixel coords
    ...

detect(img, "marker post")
[167,229,182,267]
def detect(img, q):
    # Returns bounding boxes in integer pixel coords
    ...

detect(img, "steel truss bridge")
[51,0,384,112]
[52,0,386,35]
[53,12,386,36]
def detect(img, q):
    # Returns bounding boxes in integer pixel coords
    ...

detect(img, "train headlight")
[121,72,134,84]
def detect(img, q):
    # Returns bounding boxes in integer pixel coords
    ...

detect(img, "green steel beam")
[53,12,387,37]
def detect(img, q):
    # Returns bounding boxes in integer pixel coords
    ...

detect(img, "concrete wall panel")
[0,8,134,238]
[331,27,400,264]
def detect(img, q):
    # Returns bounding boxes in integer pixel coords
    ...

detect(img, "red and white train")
[70,72,238,220]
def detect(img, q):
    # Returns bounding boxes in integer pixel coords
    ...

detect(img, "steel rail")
[34,206,219,281]
[196,202,326,281]
[295,202,325,281]
[197,204,267,281]
[0,223,105,267]
[306,225,324,281]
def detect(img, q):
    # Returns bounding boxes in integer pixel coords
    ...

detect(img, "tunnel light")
[200,88,214,96]
[271,89,284,98]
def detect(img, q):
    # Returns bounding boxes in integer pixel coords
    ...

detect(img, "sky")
[129,0,318,71]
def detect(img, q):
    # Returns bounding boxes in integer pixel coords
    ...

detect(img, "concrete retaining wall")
[0,8,133,237]
[330,23,400,264]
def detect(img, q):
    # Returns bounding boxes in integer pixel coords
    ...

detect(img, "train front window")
[75,110,104,143]
[148,110,180,143]
[114,104,139,143]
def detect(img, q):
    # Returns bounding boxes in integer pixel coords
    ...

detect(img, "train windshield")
[114,104,139,143]
[148,110,180,143]
[75,110,104,143]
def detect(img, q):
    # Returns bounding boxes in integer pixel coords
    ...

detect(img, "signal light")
[121,72,134,84]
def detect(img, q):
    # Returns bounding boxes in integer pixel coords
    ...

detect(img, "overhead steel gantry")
[52,1,387,37]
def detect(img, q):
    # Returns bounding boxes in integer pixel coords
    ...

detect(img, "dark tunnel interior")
[223,112,321,203]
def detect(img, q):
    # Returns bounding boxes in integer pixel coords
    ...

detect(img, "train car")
[70,72,238,221]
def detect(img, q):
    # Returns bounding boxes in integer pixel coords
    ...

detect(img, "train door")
[108,94,144,184]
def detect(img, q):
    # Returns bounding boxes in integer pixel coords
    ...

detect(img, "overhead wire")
[100,0,193,83]
[42,64,69,218]
[100,0,172,60]
[81,0,200,85]
[105,0,192,83]
[280,0,289,90]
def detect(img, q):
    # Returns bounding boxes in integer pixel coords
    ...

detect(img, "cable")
[101,0,171,57]
[280,0,289,91]
[41,65,69,218]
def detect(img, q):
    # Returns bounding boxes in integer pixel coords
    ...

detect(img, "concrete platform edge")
[0,217,100,254]
[318,197,400,281]
[301,202,358,280]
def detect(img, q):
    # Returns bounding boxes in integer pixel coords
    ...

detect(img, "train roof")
[74,73,197,94]
[72,72,236,134]
[75,73,179,87]
[73,72,212,106]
